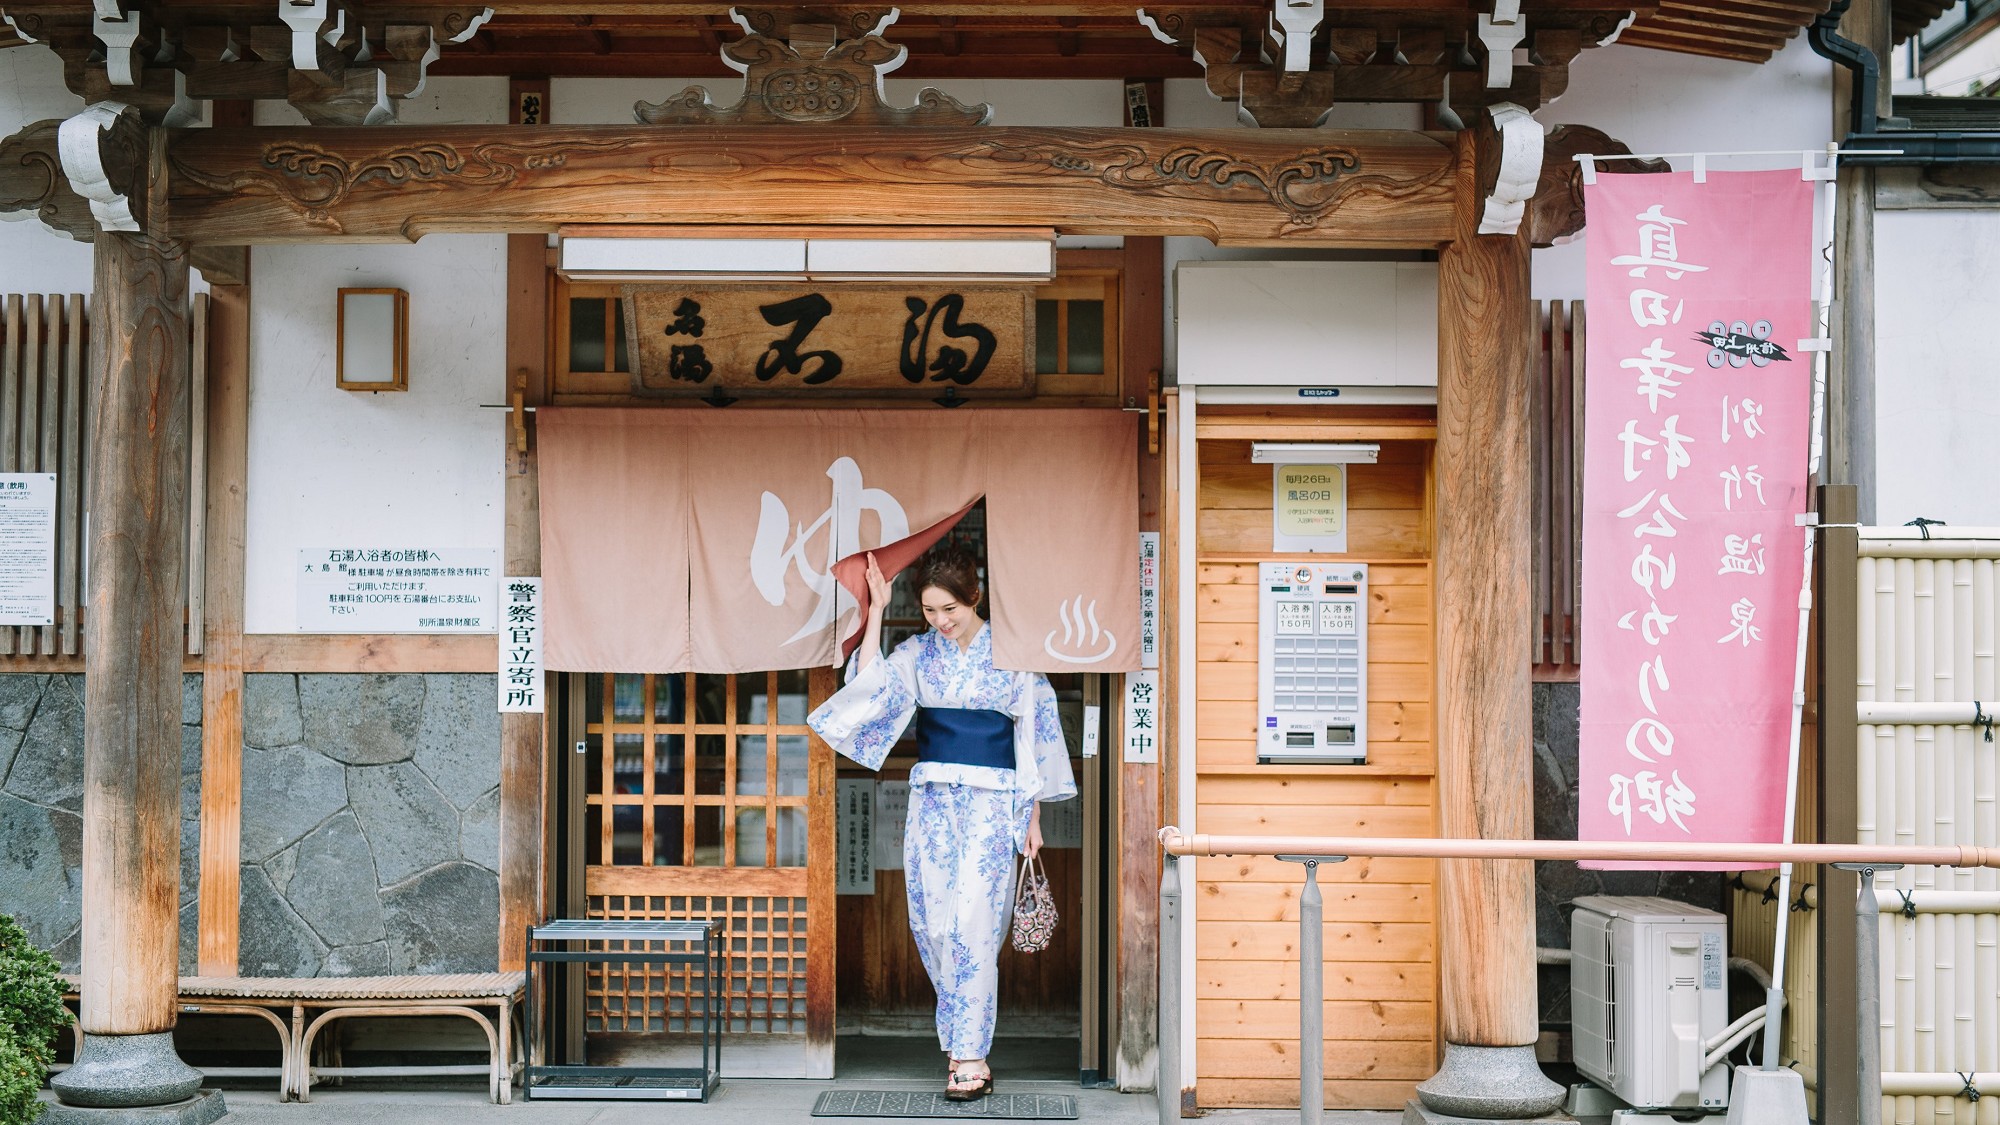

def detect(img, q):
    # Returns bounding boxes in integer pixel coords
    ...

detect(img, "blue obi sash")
[915,708,1015,771]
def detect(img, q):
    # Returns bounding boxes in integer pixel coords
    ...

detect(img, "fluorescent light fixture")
[805,238,1053,279]
[1251,442,1380,465]
[557,231,1055,282]
[561,237,807,280]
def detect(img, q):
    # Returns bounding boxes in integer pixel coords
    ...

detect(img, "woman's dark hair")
[913,543,981,607]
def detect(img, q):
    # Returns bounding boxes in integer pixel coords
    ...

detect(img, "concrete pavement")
[112,1080,1401,1125]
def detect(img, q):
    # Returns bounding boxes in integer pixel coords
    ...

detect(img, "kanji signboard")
[625,285,1035,397]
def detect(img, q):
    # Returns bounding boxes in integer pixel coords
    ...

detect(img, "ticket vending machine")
[1256,562,1369,764]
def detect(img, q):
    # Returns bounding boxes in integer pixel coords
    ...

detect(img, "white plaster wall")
[1872,209,2000,526]
[0,45,93,294]
[243,237,507,633]
[1531,37,1835,299]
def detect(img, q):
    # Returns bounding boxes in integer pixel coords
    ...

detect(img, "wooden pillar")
[196,272,250,977]
[1117,234,1164,1092]
[77,230,193,1037]
[1431,125,1540,1056]
[497,231,547,972]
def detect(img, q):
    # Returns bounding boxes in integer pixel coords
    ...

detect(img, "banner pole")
[1758,146,1841,1073]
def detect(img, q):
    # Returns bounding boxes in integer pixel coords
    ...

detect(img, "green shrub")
[0,914,70,1125]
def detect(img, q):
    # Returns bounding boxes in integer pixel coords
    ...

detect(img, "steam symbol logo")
[1043,594,1118,664]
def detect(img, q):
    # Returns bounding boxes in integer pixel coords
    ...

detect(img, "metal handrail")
[1155,829,1987,1125]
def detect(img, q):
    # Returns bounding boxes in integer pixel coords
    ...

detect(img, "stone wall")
[237,673,500,977]
[1531,681,1723,1026]
[0,674,202,972]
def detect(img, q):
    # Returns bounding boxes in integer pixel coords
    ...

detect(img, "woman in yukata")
[808,543,1076,1101]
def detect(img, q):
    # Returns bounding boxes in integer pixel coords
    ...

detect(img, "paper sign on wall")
[1042,796,1084,848]
[0,474,56,626]
[1081,704,1101,758]
[498,577,544,713]
[872,781,909,871]
[838,779,876,894]
[1139,531,1160,669]
[1124,670,1160,763]
[296,547,498,633]
[1272,464,1348,552]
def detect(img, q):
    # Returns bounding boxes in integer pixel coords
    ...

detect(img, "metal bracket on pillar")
[1478,12,1524,89]
[1478,102,1543,236]
[1269,0,1324,73]
[57,101,149,233]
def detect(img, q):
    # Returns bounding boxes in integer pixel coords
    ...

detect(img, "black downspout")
[1809,0,1880,139]
[1808,0,2000,164]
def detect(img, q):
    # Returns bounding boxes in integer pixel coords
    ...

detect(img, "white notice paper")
[1081,704,1101,758]
[498,577,543,713]
[0,474,56,626]
[837,779,876,894]
[296,547,498,633]
[872,781,909,870]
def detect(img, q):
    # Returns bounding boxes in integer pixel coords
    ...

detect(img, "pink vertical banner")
[1578,170,1815,868]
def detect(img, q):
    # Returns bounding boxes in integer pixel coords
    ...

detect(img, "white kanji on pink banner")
[1579,170,1815,868]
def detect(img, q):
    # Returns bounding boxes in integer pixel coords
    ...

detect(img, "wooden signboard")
[624,284,1035,398]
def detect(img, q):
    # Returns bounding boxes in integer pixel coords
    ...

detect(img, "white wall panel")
[243,237,507,633]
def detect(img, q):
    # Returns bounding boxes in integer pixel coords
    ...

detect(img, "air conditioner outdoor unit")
[1570,896,1731,1113]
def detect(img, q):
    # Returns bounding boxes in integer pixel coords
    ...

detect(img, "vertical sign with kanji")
[837,779,876,894]
[498,577,544,713]
[1123,670,1160,763]
[1578,170,1814,864]
[1138,531,1160,670]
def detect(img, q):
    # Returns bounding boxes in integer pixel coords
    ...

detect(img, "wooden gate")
[579,669,837,1077]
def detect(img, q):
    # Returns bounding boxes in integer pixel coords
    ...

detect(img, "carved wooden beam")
[0,119,97,240]
[1526,123,1669,248]
[162,124,1458,247]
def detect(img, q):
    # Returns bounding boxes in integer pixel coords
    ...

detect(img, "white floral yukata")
[808,622,1076,1062]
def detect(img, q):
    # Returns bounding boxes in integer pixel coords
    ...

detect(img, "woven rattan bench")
[63,972,525,1104]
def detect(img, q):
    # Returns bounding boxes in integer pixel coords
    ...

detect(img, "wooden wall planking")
[1190,417,1438,1111]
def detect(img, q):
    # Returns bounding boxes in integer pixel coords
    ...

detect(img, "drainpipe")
[1810,0,2000,164]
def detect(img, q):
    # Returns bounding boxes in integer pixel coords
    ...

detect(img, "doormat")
[811,1090,1079,1119]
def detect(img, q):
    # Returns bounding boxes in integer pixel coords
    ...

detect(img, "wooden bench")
[62,972,525,1104]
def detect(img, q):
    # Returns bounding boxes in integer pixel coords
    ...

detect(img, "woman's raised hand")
[865,552,893,610]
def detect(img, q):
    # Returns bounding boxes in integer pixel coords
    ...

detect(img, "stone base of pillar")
[48,1032,205,1109]
[1414,1044,1566,1119]
[1401,1104,1573,1125]
[35,1091,226,1125]
[1721,1066,1809,1125]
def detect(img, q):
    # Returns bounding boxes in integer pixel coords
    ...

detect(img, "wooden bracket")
[634,14,990,127]
[1527,124,1671,248]
[510,367,529,460]
[0,119,96,240]
[1147,370,1162,457]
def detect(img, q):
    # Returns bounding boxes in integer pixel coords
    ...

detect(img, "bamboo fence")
[1856,530,2000,1125]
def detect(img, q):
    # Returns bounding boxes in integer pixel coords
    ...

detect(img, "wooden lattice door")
[580,669,837,1077]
